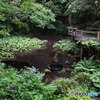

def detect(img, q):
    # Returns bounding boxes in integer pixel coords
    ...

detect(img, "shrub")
[91,71,100,88]
[0,30,10,37]
[0,36,47,53]
[0,36,47,60]
[0,51,15,60]
[74,72,92,87]
[72,57,97,75]
[0,64,56,100]
[52,78,78,95]
[19,1,55,28]
[53,39,75,54]
[72,57,100,89]
[92,20,100,28]
[58,86,92,100]
[80,39,100,48]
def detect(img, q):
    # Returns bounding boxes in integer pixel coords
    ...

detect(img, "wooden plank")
[82,31,98,34]
[97,31,100,40]
[86,27,100,31]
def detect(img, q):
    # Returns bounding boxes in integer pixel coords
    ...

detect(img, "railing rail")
[68,27,100,40]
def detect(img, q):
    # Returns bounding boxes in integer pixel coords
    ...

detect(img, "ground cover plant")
[53,39,75,54]
[72,57,100,90]
[78,38,100,50]
[0,63,56,100]
[0,63,96,100]
[0,51,15,60]
[0,36,47,60]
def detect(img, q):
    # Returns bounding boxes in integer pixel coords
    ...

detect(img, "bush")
[52,78,78,95]
[92,20,100,28]
[91,71,100,88]
[20,1,55,28]
[72,57,100,89]
[0,36,47,53]
[0,30,10,37]
[0,63,56,100]
[72,57,97,75]
[57,85,92,100]
[0,0,55,34]
[0,51,15,60]
[74,72,92,87]
[0,36,47,60]
[53,39,75,54]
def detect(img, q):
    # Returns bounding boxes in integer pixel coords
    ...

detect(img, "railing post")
[80,31,83,37]
[97,31,100,40]
[68,28,70,35]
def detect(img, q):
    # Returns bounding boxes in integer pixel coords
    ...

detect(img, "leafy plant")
[52,78,78,95]
[53,39,75,54]
[0,29,10,37]
[0,36,47,53]
[74,72,92,87]
[92,20,100,28]
[80,39,100,48]
[0,51,15,60]
[57,86,92,100]
[44,68,51,73]
[91,71,100,88]
[72,57,97,75]
[72,57,100,89]
[0,63,56,100]
[19,1,55,28]
[0,36,47,60]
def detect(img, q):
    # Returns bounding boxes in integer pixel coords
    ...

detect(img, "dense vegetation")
[0,36,47,60]
[0,0,100,100]
[0,63,95,100]
[53,39,75,54]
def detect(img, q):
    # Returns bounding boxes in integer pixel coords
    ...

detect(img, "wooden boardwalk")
[68,27,100,42]
[68,27,100,59]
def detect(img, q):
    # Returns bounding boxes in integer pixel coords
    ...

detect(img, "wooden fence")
[68,27,100,41]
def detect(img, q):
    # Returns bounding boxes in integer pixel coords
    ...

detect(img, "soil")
[14,34,76,83]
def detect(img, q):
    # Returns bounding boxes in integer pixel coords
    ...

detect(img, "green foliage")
[66,0,91,14]
[72,57,98,75]
[52,78,78,95]
[0,6,6,21]
[44,0,68,16]
[56,84,92,100]
[0,64,56,100]
[72,57,100,89]
[80,39,100,47]
[0,36,47,53]
[53,39,75,54]
[0,29,10,37]
[92,20,100,28]
[91,71,100,88]
[58,95,92,100]
[0,36,47,60]
[47,21,67,34]
[44,68,51,73]
[51,77,95,100]
[0,0,55,34]
[0,51,15,60]
[74,72,92,87]
[20,1,55,28]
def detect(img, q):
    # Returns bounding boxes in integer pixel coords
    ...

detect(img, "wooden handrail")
[86,27,100,31]
[68,27,100,40]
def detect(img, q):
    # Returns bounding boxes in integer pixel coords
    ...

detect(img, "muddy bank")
[14,34,76,82]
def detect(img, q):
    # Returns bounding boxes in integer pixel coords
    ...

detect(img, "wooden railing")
[68,27,100,41]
